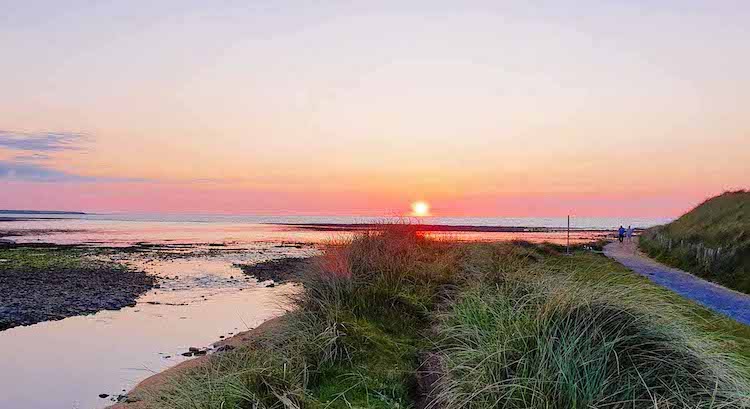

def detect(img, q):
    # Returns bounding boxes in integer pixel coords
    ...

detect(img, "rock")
[266,283,276,288]
[188,347,200,352]
[215,345,235,353]
[193,349,207,356]
[181,351,193,357]
[116,394,139,403]
[99,394,109,399]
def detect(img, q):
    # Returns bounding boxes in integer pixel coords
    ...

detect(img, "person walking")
[626,225,634,242]
[618,225,625,243]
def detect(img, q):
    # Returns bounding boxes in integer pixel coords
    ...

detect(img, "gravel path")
[604,241,750,326]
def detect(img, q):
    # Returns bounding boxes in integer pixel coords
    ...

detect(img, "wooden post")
[567,215,570,255]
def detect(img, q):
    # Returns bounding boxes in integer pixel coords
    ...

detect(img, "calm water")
[0,243,315,409]
[0,213,670,408]
[0,213,671,246]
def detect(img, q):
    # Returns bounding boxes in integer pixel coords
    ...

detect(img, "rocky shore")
[0,245,155,330]
[234,256,312,283]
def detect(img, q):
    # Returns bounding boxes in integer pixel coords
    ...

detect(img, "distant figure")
[626,225,634,242]
[618,225,625,243]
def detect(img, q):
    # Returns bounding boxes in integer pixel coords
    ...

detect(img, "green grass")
[0,246,100,271]
[640,190,750,293]
[143,228,750,409]
[434,246,750,408]
[554,251,750,363]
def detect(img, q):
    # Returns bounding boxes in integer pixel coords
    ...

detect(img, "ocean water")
[0,212,672,246]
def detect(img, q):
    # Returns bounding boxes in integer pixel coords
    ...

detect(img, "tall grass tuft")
[151,347,309,409]
[150,224,461,409]
[434,271,750,408]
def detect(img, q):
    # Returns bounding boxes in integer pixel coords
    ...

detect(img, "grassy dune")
[640,191,750,293]
[145,227,750,408]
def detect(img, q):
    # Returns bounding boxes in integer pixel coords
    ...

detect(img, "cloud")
[0,160,95,182]
[0,160,146,183]
[0,130,148,183]
[12,153,51,162]
[0,131,87,152]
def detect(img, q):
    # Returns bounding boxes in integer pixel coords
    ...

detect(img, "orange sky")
[1,2,748,217]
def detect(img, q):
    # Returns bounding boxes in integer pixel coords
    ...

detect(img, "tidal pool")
[0,246,313,409]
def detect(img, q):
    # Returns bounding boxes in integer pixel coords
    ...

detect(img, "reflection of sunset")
[411,201,430,217]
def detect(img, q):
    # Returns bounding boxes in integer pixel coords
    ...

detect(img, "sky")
[1,1,748,217]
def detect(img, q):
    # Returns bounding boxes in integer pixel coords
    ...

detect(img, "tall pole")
[566,215,570,255]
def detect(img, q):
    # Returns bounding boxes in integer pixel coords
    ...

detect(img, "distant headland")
[0,210,86,215]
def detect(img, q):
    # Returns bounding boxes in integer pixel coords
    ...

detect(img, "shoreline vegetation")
[640,191,749,294]
[119,226,750,408]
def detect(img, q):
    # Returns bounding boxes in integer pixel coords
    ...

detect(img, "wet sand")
[109,315,289,408]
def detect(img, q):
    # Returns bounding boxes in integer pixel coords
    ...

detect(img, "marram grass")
[433,272,750,408]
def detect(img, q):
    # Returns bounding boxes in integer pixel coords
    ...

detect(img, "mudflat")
[234,256,312,283]
[0,244,155,330]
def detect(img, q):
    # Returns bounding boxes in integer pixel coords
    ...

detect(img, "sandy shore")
[109,315,288,408]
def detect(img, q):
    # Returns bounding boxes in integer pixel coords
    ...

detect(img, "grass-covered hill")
[129,226,750,409]
[640,190,750,293]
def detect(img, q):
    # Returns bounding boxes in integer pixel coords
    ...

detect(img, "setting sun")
[411,201,431,217]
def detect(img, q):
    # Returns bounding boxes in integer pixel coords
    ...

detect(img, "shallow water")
[0,244,314,409]
[0,213,671,246]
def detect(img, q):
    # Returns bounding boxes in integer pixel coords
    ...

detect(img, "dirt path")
[604,240,750,326]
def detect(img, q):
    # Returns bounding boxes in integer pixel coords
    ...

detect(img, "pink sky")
[0,181,734,218]
[1,3,748,217]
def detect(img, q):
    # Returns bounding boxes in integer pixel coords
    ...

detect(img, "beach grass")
[144,227,750,409]
[640,190,750,293]
[433,249,750,408]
